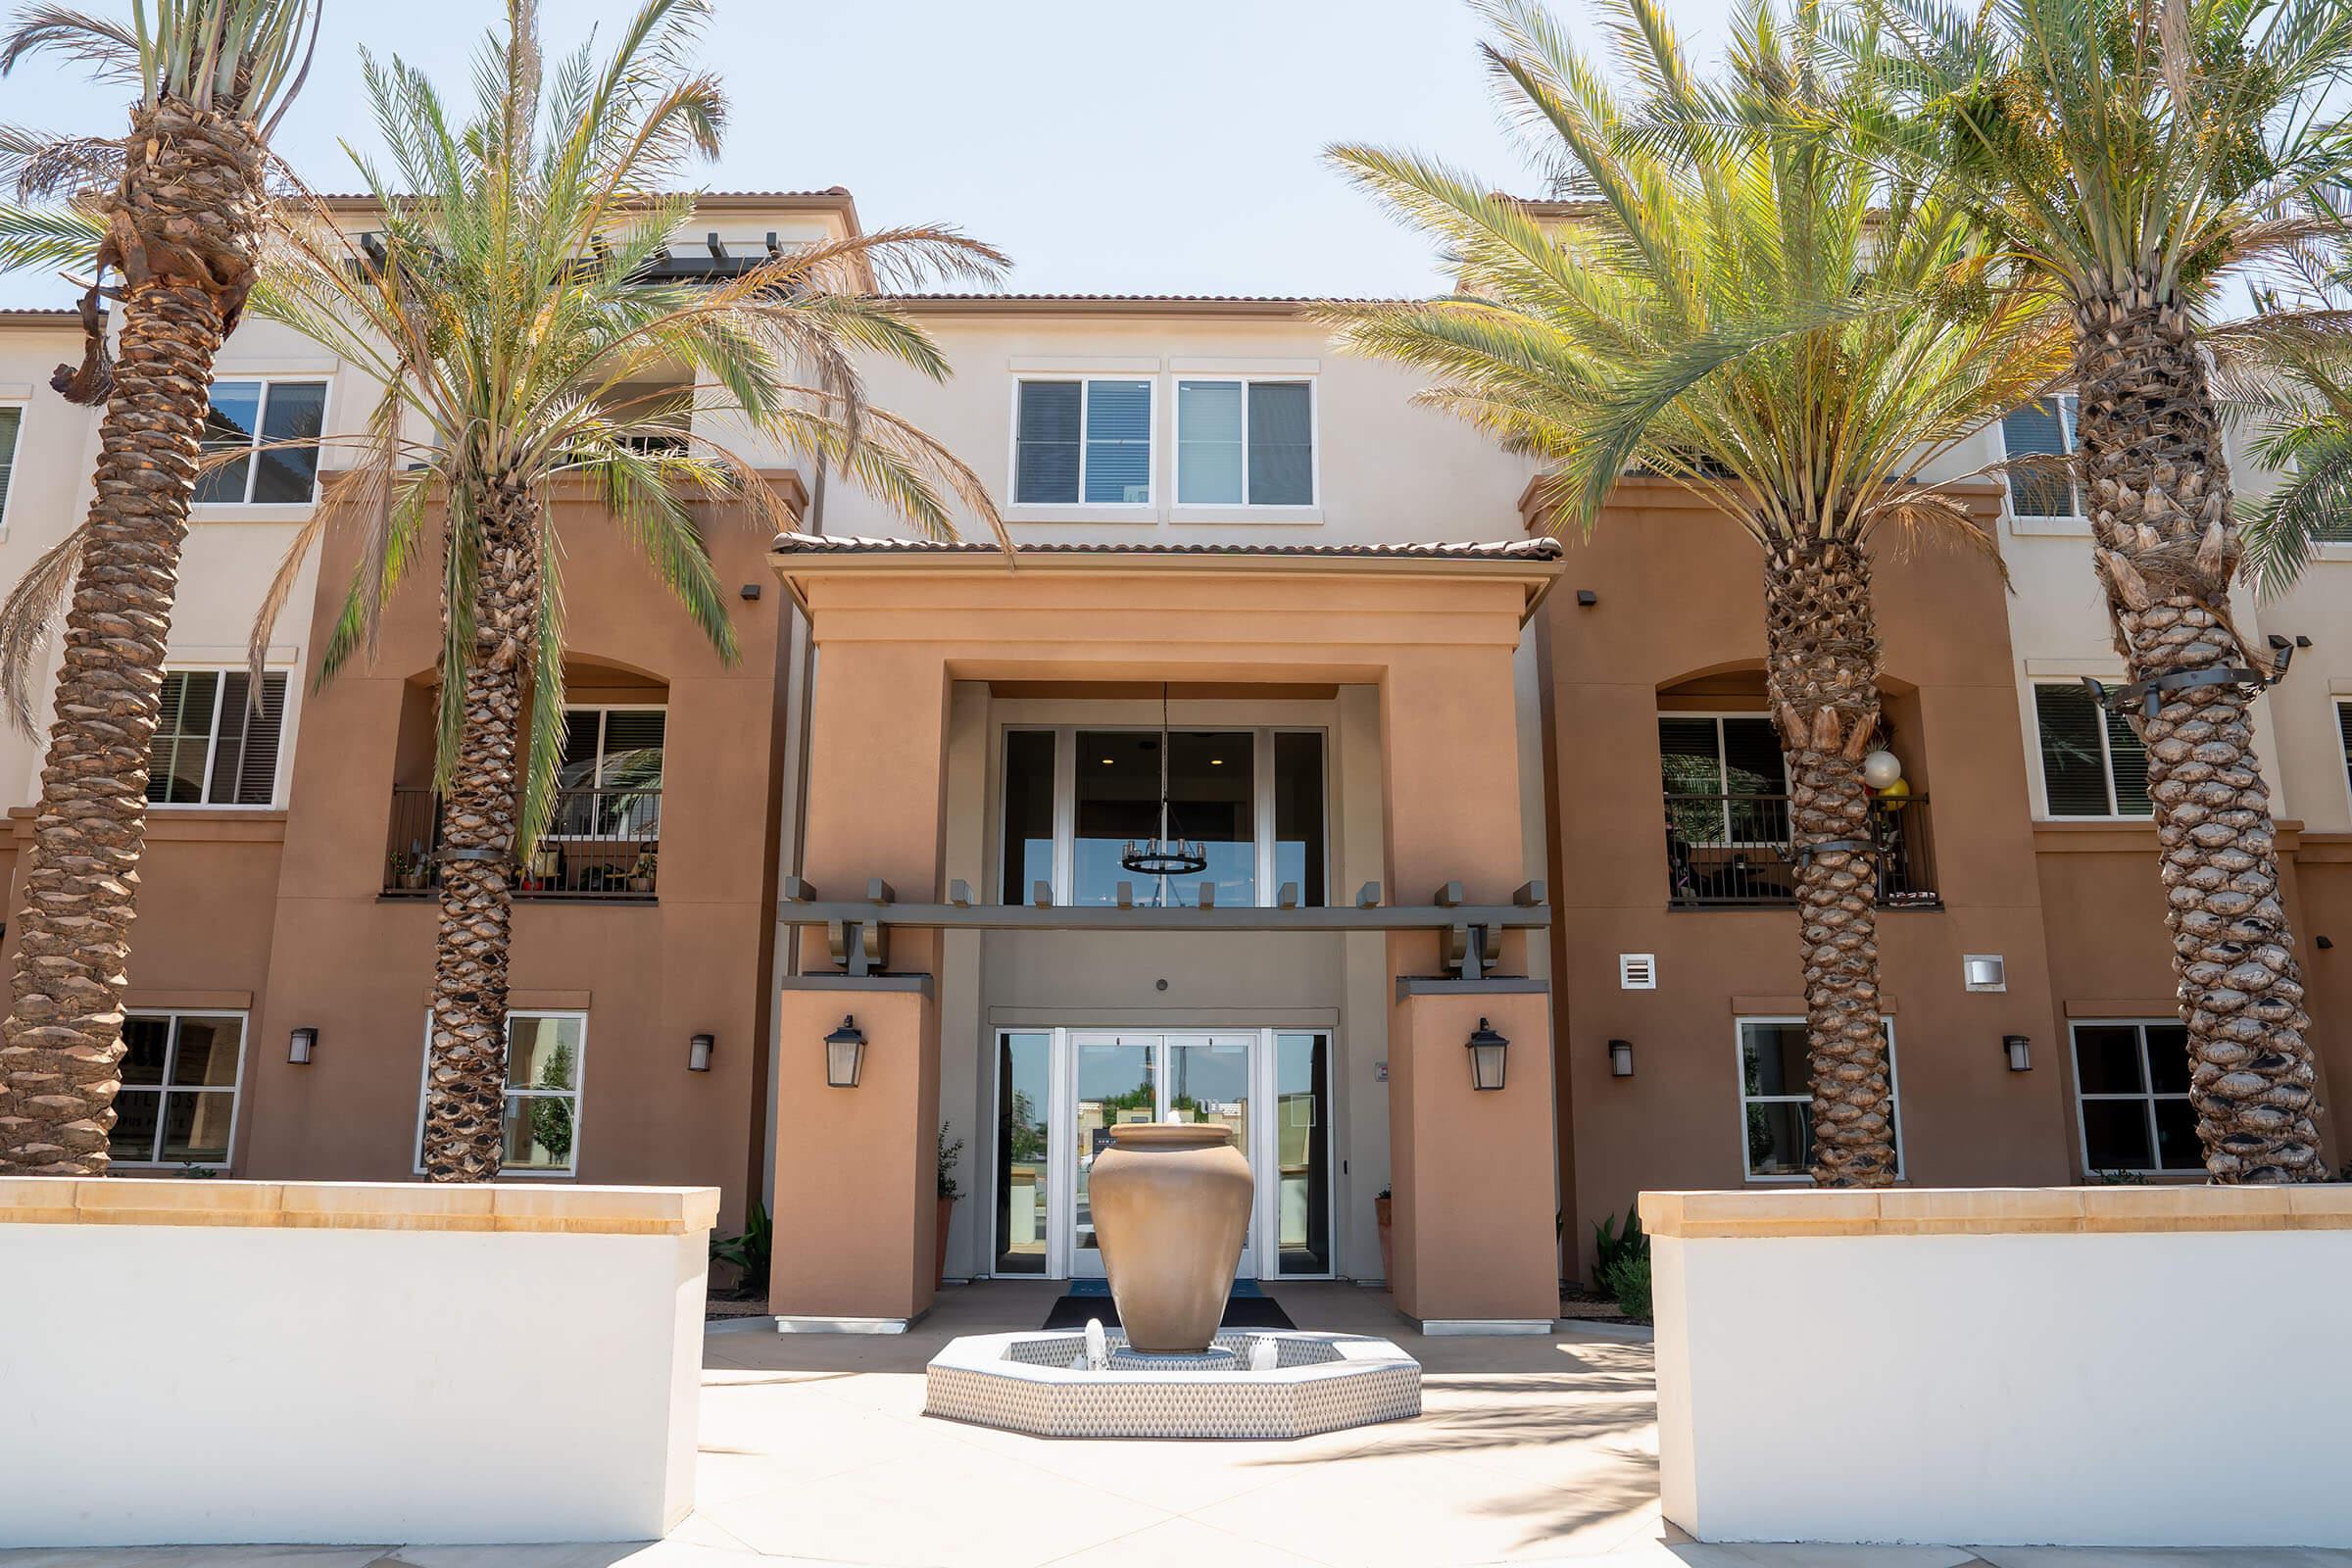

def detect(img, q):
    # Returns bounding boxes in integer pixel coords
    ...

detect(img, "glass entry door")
[1069,1032,1259,1279]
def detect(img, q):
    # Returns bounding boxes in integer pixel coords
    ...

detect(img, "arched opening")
[382,656,671,900]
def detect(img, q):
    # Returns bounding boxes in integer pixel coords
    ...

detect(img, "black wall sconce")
[1607,1039,1635,1078]
[688,1033,715,1073]
[287,1027,318,1065]
[824,1015,867,1088]
[2002,1034,2033,1072]
[1466,1017,1509,1091]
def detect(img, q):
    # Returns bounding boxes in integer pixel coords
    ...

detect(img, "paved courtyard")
[7,1282,2352,1567]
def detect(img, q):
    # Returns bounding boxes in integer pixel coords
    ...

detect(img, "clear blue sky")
[0,0,1740,310]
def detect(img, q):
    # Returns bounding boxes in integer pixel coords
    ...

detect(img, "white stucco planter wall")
[0,1178,717,1547]
[1645,1186,2352,1548]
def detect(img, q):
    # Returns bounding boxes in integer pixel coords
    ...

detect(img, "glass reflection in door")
[994,1031,1053,1273]
[1275,1032,1331,1274]
[1072,1037,1154,1261]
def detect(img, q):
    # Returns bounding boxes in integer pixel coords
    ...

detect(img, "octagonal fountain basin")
[923,1328,1421,1440]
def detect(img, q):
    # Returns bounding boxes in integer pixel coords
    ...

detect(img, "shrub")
[1602,1255,1652,1320]
[1592,1202,1647,1284]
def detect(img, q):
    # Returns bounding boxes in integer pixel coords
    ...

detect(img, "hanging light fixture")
[1120,683,1206,879]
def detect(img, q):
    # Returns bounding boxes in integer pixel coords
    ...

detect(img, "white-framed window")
[2072,1018,2200,1175]
[414,1010,586,1176]
[0,401,24,529]
[1175,377,1315,507]
[194,377,328,505]
[147,667,288,807]
[1012,377,1152,506]
[1658,712,1788,843]
[1999,394,2082,520]
[998,725,1328,908]
[112,1010,246,1167]
[554,705,664,837]
[2337,701,2352,818]
[2032,681,2150,818]
[1736,1016,1903,1181]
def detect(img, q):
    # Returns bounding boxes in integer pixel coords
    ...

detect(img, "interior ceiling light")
[1121,683,1207,878]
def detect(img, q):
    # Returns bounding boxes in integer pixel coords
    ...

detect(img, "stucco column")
[770,639,951,1327]
[1380,645,1560,1328]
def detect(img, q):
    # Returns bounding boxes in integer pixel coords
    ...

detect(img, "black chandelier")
[1120,684,1207,878]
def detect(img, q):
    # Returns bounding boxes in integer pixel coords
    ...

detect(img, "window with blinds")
[2001,396,2081,519]
[2034,682,2150,816]
[1659,714,1789,843]
[0,405,21,524]
[146,670,287,806]
[556,706,665,836]
[1176,379,1314,506]
[2338,702,2352,802]
[1013,379,1152,505]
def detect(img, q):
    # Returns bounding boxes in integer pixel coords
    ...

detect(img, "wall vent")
[1618,954,1657,991]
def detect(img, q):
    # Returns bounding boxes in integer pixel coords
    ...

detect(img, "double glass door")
[1072,1033,1257,1279]
[991,1027,1334,1281]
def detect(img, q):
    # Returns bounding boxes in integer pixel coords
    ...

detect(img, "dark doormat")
[1043,1290,1297,1332]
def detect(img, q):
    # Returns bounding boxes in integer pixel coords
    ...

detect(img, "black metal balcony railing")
[1664,793,1938,909]
[384,786,661,900]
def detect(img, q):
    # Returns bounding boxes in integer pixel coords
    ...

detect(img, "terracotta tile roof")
[771,532,1561,562]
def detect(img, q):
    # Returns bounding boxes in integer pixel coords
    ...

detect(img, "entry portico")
[766,534,1565,1333]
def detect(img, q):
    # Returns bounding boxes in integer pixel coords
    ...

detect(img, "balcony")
[384,786,661,900]
[1664,793,1938,909]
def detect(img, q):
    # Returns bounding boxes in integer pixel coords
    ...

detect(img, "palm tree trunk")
[0,106,265,1175]
[2073,274,2322,1184]
[419,486,541,1182]
[1764,539,1896,1187]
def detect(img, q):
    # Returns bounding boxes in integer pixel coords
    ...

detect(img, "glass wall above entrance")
[999,726,1326,908]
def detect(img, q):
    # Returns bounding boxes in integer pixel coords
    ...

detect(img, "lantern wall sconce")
[1466,1017,1509,1091]
[1607,1038,1635,1078]
[287,1027,318,1065]
[2002,1034,2033,1072]
[687,1033,715,1073]
[824,1016,867,1088]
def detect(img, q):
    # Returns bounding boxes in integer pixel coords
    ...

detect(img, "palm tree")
[0,1,321,1175]
[240,0,1005,1180]
[1325,0,2065,1185]
[1862,0,2352,1182]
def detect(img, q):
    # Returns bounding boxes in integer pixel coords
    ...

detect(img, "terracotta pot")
[1375,1195,1395,1285]
[936,1195,956,1286]
[1089,1122,1252,1352]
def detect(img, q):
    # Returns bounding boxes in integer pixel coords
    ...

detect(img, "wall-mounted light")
[824,1015,866,1089]
[687,1033,715,1073]
[1963,955,2007,993]
[2003,1034,2033,1072]
[1466,1017,1509,1092]
[1607,1039,1635,1078]
[287,1027,318,1065]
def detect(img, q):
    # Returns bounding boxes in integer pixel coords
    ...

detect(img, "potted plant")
[627,849,657,894]
[1375,1185,1394,1284]
[527,842,560,886]
[936,1123,963,1286]
[391,843,429,891]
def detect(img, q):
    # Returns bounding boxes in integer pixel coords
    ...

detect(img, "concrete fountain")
[923,1122,1421,1440]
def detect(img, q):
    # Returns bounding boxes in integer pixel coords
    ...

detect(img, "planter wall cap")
[0,1178,721,1237]
[1639,1184,2352,1240]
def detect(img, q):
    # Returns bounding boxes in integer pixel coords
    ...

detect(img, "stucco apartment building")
[1,190,2348,1331]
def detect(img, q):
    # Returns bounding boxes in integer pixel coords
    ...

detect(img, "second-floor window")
[1660,714,1788,841]
[0,404,21,527]
[555,706,664,837]
[195,378,327,506]
[148,669,286,807]
[1176,379,1313,506]
[999,725,1326,907]
[1014,378,1152,506]
[2033,682,2150,818]
[2000,395,2081,520]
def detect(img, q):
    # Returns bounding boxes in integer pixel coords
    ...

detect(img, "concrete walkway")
[6,1281,2348,1567]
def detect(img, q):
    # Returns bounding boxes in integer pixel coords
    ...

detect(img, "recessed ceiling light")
[1209,759,1224,765]
[1102,758,1114,765]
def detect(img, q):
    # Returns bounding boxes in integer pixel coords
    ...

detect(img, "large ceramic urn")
[1089,1122,1252,1352]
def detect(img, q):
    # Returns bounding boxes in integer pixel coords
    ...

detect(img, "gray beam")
[776,900,1548,933]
